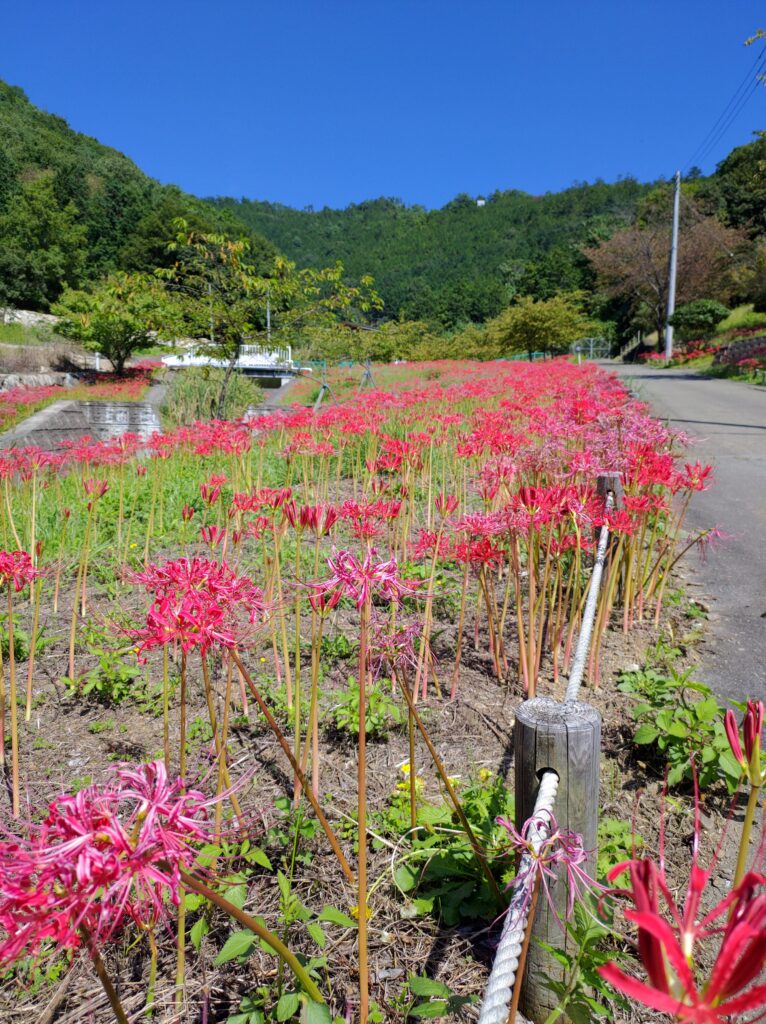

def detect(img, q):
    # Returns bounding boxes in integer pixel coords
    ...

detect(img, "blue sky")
[2,1,765,209]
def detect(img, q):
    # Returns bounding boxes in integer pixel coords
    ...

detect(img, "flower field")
[0,358,760,1024]
[0,366,156,433]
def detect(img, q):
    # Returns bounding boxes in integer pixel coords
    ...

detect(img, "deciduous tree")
[586,199,744,345]
[54,272,165,374]
[485,293,597,360]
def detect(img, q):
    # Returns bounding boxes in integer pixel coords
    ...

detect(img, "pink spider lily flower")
[497,811,603,923]
[311,550,419,610]
[369,618,420,681]
[0,550,42,591]
[0,761,219,964]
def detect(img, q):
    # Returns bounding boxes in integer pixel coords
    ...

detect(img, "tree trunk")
[216,341,240,419]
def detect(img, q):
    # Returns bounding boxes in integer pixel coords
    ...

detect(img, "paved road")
[604,364,766,705]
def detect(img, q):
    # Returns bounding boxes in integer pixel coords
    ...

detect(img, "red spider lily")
[199,524,227,550]
[299,503,339,537]
[0,550,41,591]
[83,478,109,510]
[452,536,505,570]
[677,462,714,492]
[725,700,765,785]
[181,503,196,523]
[599,775,766,1024]
[312,550,418,610]
[199,481,223,506]
[411,529,452,561]
[0,761,219,964]
[435,493,459,517]
[128,557,266,655]
[600,862,766,1022]
[307,588,342,615]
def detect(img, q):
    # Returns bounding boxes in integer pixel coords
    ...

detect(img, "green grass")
[714,304,766,335]
[0,321,59,346]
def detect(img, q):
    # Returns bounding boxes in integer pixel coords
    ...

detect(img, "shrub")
[160,367,261,427]
[668,299,729,340]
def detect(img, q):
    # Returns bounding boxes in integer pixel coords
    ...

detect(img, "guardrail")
[477,485,616,1023]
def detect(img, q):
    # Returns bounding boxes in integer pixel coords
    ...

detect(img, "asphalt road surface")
[604,364,766,705]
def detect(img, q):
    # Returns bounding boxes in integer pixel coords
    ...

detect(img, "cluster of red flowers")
[128,557,266,654]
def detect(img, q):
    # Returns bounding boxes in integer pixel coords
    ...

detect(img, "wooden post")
[515,696,601,1023]
[596,473,623,506]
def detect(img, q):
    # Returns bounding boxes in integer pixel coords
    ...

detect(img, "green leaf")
[248,846,273,870]
[190,916,209,952]
[306,922,326,948]
[633,724,658,744]
[300,1001,332,1024]
[277,870,292,903]
[666,721,689,739]
[184,891,205,912]
[409,977,451,998]
[276,993,300,1020]
[214,929,256,965]
[223,883,248,910]
[317,906,357,928]
[408,1000,449,1018]
[394,862,420,893]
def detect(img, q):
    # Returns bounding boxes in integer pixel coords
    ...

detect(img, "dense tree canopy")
[4,76,766,354]
[485,293,598,360]
[208,179,652,329]
[54,272,165,374]
[0,175,87,309]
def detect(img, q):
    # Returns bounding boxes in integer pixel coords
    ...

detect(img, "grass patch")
[715,304,766,335]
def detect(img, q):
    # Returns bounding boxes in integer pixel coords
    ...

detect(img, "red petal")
[598,964,686,1015]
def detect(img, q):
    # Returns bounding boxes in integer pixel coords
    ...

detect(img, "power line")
[684,46,766,173]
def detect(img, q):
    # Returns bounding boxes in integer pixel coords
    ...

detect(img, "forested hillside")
[3,74,766,347]
[0,81,277,310]
[210,179,655,326]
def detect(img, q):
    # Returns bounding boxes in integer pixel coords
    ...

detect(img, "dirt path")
[604,363,766,705]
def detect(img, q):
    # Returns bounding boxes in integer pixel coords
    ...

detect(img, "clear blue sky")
[2,1,765,209]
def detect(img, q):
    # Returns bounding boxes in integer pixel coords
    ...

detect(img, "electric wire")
[684,45,766,173]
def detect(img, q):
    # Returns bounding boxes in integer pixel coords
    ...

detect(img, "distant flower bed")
[0,368,154,430]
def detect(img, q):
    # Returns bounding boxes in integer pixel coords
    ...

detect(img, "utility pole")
[664,170,681,360]
[266,284,271,346]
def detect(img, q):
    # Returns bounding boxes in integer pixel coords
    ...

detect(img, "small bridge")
[161,344,297,386]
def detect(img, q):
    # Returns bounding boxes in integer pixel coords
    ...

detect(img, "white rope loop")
[477,770,559,1024]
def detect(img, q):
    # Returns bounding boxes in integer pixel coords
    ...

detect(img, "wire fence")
[477,492,614,1024]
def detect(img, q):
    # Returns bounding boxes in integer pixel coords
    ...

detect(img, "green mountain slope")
[210,178,655,326]
[0,80,278,310]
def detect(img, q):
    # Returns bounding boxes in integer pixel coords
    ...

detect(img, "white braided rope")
[564,493,613,703]
[478,488,615,1022]
[477,769,560,1024]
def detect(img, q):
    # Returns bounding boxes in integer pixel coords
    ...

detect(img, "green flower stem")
[231,648,355,885]
[394,667,503,906]
[734,783,761,889]
[179,871,325,1005]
